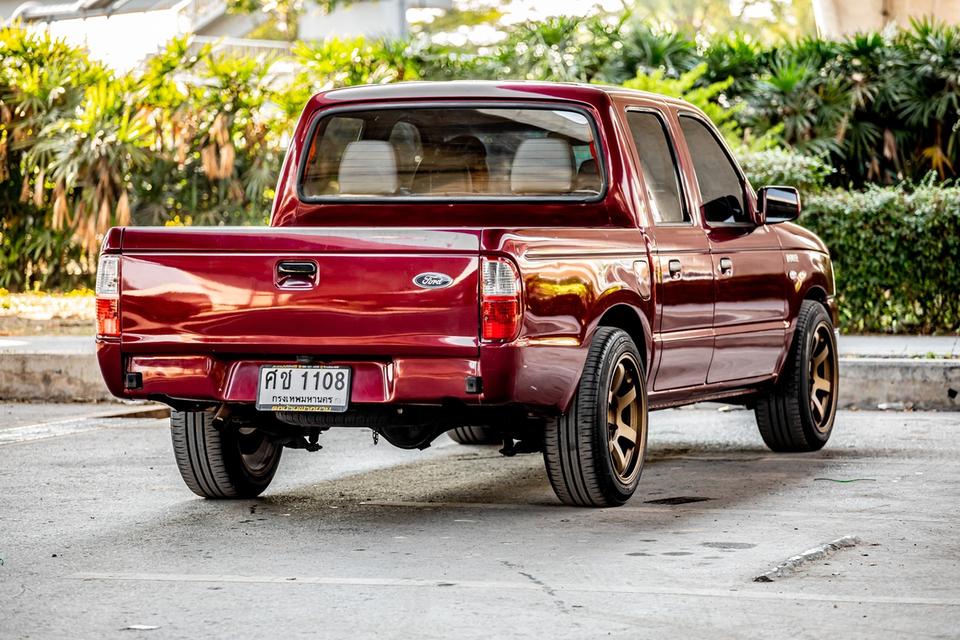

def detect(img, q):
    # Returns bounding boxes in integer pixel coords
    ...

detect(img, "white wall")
[45,10,181,70]
[813,0,960,36]
[298,0,406,40]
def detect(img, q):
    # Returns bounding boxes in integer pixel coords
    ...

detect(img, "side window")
[625,111,687,224]
[679,116,748,224]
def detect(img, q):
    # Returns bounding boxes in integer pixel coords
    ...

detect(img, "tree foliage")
[3,14,960,330]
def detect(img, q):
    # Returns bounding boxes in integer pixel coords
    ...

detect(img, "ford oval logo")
[413,272,454,289]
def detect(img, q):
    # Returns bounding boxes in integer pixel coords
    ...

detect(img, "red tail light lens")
[95,255,120,337]
[481,257,522,342]
[96,297,119,337]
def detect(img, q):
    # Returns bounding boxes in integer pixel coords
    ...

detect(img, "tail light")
[95,254,120,337]
[481,257,522,342]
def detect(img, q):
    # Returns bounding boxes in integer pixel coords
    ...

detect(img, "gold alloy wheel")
[808,322,838,432]
[606,353,646,484]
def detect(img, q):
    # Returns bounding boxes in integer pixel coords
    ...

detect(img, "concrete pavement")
[1,404,958,638]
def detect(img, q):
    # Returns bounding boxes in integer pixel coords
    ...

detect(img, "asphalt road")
[2,403,959,639]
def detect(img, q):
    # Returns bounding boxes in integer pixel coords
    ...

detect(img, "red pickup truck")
[95,81,839,507]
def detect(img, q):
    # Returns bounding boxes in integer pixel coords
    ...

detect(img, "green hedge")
[740,148,833,194]
[803,183,960,334]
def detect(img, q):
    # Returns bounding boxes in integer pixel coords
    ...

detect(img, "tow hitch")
[499,436,542,457]
[281,430,323,452]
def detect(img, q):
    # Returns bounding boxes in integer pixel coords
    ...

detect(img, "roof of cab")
[310,80,693,110]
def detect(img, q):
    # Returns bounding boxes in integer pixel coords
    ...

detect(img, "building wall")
[813,0,960,36]
[45,10,181,70]
[299,0,406,40]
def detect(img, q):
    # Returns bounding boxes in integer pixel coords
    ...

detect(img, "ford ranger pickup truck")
[95,81,839,507]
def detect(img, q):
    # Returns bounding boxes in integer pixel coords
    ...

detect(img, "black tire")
[448,426,501,445]
[170,410,282,498]
[543,327,648,507]
[755,300,839,452]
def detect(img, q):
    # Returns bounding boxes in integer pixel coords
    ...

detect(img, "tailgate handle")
[277,261,317,276]
[276,261,317,288]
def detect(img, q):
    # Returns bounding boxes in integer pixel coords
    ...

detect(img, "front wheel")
[448,426,501,445]
[543,327,649,507]
[170,410,282,498]
[755,300,839,452]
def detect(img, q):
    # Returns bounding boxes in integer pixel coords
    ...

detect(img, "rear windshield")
[299,106,604,201]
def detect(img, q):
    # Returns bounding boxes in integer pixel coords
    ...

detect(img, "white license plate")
[256,365,351,413]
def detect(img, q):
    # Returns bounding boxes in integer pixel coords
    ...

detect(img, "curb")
[837,357,960,411]
[0,352,958,410]
[0,353,111,403]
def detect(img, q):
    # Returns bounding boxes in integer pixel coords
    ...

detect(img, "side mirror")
[758,186,801,224]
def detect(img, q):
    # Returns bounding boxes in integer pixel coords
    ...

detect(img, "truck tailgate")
[118,227,481,357]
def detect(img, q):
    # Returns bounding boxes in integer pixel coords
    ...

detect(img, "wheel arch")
[776,284,835,379]
[594,302,652,374]
[798,281,838,328]
[804,284,828,306]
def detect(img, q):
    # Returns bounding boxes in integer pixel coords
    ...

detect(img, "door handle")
[276,260,318,288]
[668,259,682,280]
[719,257,733,275]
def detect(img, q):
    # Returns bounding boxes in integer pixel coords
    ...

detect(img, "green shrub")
[0,205,91,292]
[740,148,833,193]
[803,181,960,334]
[622,64,741,139]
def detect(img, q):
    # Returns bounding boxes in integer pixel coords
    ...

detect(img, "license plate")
[256,365,351,413]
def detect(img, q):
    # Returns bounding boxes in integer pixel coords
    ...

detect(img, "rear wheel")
[543,327,648,507]
[755,300,839,452]
[170,410,282,498]
[448,426,500,445]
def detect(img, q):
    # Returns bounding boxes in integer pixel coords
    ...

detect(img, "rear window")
[299,106,604,200]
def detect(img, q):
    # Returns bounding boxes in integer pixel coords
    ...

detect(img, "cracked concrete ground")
[1,404,958,639]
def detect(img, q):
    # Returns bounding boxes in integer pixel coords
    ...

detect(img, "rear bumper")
[96,339,587,412]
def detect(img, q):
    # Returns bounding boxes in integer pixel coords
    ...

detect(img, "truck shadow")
[66,430,873,577]
[248,439,842,529]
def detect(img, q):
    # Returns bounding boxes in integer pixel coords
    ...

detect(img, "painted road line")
[0,418,104,445]
[71,572,960,607]
[0,416,162,446]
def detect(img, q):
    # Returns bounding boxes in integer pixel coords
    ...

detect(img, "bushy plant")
[803,180,960,334]
[0,200,90,291]
[739,148,833,193]
[134,42,288,227]
[622,64,741,139]
[3,15,960,322]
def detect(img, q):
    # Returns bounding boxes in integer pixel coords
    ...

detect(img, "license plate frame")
[255,365,352,413]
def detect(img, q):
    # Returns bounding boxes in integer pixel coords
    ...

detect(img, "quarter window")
[626,111,688,223]
[679,115,749,224]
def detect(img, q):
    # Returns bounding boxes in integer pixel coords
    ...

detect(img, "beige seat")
[338,141,398,196]
[511,138,574,195]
